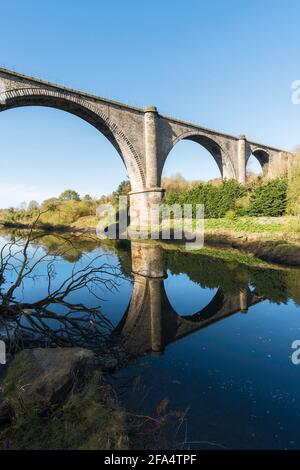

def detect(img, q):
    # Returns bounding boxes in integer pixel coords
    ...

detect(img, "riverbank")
[0,347,182,450]
[203,216,300,266]
[204,232,300,267]
[0,348,129,450]
[1,215,300,267]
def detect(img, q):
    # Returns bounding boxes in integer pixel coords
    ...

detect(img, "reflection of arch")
[0,87,145,189]
[115,276,264,358]
[180,287,260,322]
[167,287,224,322]
[164,272,218,317]
[114,243,264,358]
[163,284,262,328]
[159,131,236,182]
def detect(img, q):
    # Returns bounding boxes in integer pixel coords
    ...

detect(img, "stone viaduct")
[0,68,291,221]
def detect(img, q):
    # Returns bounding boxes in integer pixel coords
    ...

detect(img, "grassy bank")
[0,349,129,450]
[2,213,300,236]
[205,216,300,238]
[2,205,300,268]
[1,214,300,267]
[0,347,185,450]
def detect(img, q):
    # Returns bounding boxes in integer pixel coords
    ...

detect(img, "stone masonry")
[0,68,292,223]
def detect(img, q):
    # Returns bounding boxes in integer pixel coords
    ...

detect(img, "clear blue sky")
[0,0,300,207]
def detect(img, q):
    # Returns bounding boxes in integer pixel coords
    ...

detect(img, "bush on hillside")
[164,179,246,218]
[287,169,300,215]
[248,178,288,216]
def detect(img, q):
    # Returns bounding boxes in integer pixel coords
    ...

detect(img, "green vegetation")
[247,178,288,216]
[287,152,300,215]
[205,216,293,234]
[159,164,300,265]
[163,244,300,305]
[164,177,289,218]
[0,156,299,252]
[0,181,131,228]
[59,189,81,202]
[0,362,129,450]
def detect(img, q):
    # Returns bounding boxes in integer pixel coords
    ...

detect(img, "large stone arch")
[0,87,146,190]
[158,129,237,184]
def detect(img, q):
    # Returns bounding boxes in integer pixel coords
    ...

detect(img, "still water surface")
[1,231,300,449]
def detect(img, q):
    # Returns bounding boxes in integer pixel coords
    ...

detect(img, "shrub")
[248,178,288,216]
[164,177,290,218]
[225,210,236,219]
[287,167,300,215]
[177,179,246,218]
[235,194,251,215]
[164,189,185,207]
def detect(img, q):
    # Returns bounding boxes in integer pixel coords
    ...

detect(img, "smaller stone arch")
[159,130,236,183]
[247,147,270,176]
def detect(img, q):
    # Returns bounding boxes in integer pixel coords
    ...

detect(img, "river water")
[1,230,300,450]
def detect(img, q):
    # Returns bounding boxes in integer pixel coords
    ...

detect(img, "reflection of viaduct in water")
[115,242,264,358]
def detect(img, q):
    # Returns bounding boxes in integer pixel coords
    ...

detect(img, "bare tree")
[0,214,124,357]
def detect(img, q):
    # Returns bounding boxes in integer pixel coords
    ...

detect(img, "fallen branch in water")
[0,213,125,357]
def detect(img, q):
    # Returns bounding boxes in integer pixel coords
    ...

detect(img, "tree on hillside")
[18,202,27,211]
[59,190,81,202]
[113,180,131,198]
[28,200,40,211]
[41,198,60,211]
[162,173,201,193]
[287,147,300,215]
